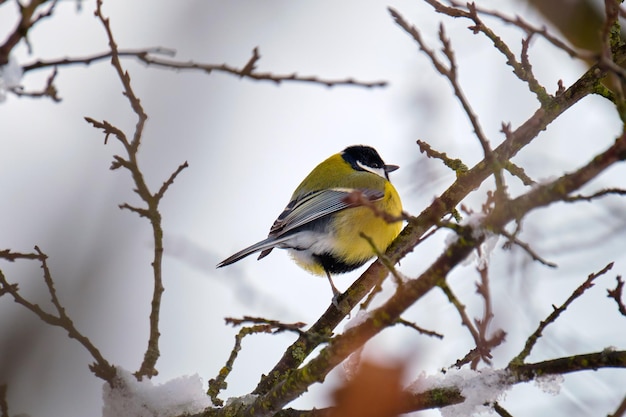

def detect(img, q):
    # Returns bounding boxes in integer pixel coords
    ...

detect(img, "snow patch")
[0,55,22,102]
[408,368,511,417]
[534,373,563,396]
[102,367,212,417]
[225,394,258,407]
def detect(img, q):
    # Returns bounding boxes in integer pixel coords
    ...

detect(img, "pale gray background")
[0,1,625,416]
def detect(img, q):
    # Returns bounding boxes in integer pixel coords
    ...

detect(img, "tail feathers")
[216,236,285,268]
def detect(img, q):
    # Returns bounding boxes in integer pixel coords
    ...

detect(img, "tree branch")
[607,275,626,317]
[91,0,188,380]
[252,43,624,396]
[0,0,57,65]
[21,47,387,89]
[241,129,626,417]
[509,262,615,367]
[0,248,116,382]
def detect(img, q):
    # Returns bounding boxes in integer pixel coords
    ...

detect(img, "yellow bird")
[217,145,403,298]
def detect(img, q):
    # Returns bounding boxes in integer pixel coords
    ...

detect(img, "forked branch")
[0,248,116,382]
[86,0,189,380]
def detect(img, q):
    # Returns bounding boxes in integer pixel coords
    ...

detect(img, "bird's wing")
[216,188,384,267]
[268,187,384,237]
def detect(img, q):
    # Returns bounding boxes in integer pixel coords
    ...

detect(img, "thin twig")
[471,255,507,369]
[11,67,60,101]
[390,9,508,201]
[21,47,177,71]
[155,161,189,201]
[0,0,57,65]
[437,269,506,369]
[360,281,385,310]
[500,229,557,268]
[441,253,506,369]
[395,317,444,339]
[21,47,387,89]
[437,23,498,173]
[225,316,307,336]
[359,232,405,288]
[417,139,469,177]
[509,262,614,367]
[402,1,552,105]
[0,249,42,262]
[438,281,481,353]
[209,317,310,406]
[493,402,515,417]
[564,188,626,202]
[208,324,277,406]
[0,248,116,382]
[607,276,626,317]
[118,203,150,218]
[447,0,587,59]
[343,190,410,224]
[83,118,126,145]
[502,160,536,186]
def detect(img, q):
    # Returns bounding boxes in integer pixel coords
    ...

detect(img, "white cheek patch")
[356,161,387,179]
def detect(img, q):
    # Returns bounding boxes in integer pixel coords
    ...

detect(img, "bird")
[216,145,403,300]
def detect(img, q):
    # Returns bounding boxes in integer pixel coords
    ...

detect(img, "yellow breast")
[331,182,403,265]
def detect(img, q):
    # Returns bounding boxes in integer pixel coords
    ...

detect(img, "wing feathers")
[217,188,383,267]
[269,188,383,237]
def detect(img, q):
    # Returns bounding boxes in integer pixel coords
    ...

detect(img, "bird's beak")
[385,164,399,173]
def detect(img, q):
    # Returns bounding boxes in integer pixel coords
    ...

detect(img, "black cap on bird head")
[341,145,399,180]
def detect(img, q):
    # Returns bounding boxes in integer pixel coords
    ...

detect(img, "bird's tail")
[216,236,287,268]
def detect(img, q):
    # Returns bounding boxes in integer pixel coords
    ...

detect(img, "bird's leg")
[325,269,342,307]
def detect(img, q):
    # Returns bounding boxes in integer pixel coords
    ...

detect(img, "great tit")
[217,145,403,298]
